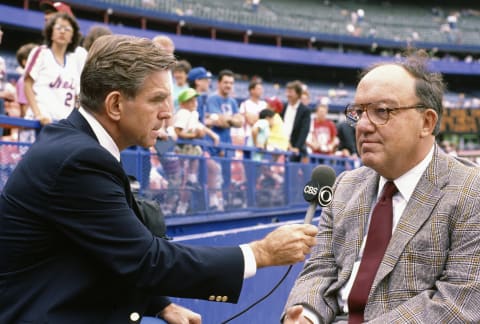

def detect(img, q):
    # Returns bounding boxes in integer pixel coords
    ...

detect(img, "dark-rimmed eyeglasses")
[344,103,426,126]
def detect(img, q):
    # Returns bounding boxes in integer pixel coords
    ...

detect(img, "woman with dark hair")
[24,12,82,125]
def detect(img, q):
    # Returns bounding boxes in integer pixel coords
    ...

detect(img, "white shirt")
[283,100,299,140]
[78,107,256,279]
[238,98,267,140]
[25,46,81,121]
[173,108,203,132]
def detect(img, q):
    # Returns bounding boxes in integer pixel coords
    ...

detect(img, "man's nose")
[158,99,173,120]
[356,110,374,131]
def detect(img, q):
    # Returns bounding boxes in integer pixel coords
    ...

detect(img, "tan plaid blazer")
[285,145,480,323]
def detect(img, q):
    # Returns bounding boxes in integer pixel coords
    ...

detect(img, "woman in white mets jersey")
[24,12,82,126]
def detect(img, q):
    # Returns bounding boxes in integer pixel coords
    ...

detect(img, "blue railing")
[0,116,357,220]
[118,139,356,218]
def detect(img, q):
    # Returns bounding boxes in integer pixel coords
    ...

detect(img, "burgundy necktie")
[348,181,398,324]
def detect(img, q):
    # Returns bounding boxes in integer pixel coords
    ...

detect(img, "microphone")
[303,165,336,224]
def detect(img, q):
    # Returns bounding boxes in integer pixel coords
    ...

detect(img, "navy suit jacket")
[0,109,244,323]
[281,102,311,159]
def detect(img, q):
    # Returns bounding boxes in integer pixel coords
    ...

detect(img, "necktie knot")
[381,181,398,201]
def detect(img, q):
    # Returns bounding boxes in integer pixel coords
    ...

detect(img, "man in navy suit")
[280,81,311,162]
[0,35,318,323]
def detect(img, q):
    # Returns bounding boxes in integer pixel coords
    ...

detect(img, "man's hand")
[158,303,201,324]
[249,224,318,268]
[283,305,313,324]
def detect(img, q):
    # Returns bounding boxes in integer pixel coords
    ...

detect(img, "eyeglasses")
[54,25,73,33]
[344,103,426,126]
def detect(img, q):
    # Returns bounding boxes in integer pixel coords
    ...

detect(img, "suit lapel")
[372,145,448,290]
[67,109,145,222]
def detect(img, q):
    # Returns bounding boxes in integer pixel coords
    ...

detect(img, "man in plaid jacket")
[284,51,480,323]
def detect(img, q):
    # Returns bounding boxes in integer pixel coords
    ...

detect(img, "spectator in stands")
[40,0,74,24]
[24,12,82,126]
[15,43,37,118]
[336,117,357,157]
[205,69,243,155]
[306,103,338,155]
[141,0,157,9]
[265,96,289,152]
[39,1,88,75]
[172,60,191,112]
[248,108,275,161]
[187,66,212,122]
[205,69,243,209]
[173,88,220,214]
[0,34,318,323]
[0,27,19,140]
[284,51,480,324]
[280,80,311,162]
[153,34,175,54]
[238,80,267,148]
[440,140,458,157]
[82,25,112,51]
[0,25,11,137]
[300,87,313,110]
[249,0,261,12]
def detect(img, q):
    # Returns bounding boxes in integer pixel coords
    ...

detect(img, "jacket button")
[216,296,222,302]
[130,312,140,322]
[208,295,215,301]
[222,296,228,302]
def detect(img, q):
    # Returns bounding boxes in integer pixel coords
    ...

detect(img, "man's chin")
[359,152,378,168]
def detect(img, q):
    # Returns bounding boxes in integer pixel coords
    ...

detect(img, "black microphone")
[303,165,336,224]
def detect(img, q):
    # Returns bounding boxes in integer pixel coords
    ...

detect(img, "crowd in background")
[0,1,357,215]
[0,1,478,215]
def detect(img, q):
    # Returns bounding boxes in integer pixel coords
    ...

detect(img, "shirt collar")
[287,100,300,110]
[378,145,435,201]
[79,107,121,161]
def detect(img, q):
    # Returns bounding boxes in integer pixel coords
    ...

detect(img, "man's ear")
[104,91,122,122]
[421,108,438,137]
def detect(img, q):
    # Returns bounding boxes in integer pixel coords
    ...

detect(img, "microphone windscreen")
[311,165,336,189]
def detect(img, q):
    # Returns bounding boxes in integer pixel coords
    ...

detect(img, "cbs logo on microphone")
[303,182,333,207]
[318,186,333,207]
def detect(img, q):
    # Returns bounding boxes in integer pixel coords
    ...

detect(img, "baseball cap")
[40,1,74,17]
[266,96,284,114]
[187,67,212,82]
[178,88,198,104]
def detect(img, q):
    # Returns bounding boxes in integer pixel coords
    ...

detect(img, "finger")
[303,235,317,248]
[287,305,304,320]
[301,224,319,236]
[191,315,202,324]
[302,243,313,256]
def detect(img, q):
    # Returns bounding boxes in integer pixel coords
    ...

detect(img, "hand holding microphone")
[249,165,336,268]
[250,224,318,268]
